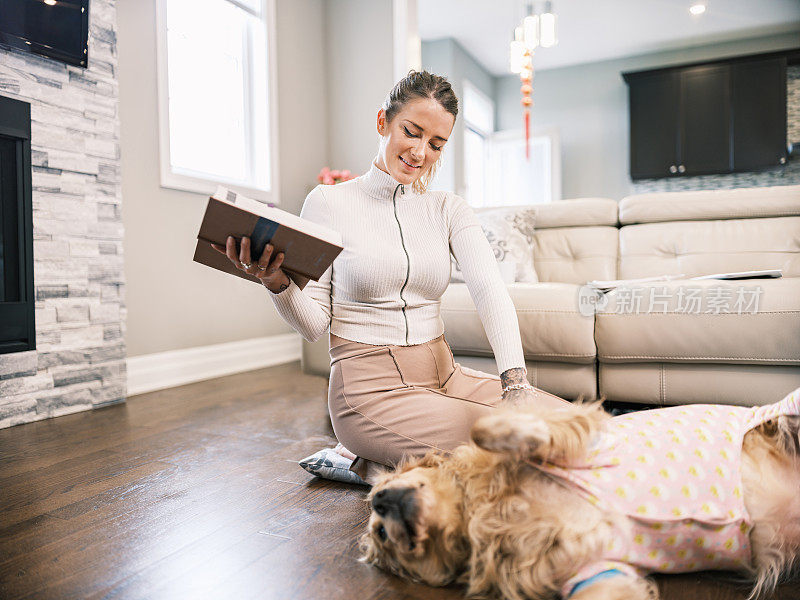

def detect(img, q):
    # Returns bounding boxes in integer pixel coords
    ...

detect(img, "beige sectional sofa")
[301,184,800,407]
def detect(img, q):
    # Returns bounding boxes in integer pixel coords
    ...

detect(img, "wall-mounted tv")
[0,0,90,68]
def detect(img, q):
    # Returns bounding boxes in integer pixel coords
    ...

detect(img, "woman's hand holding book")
[211,235,291,294]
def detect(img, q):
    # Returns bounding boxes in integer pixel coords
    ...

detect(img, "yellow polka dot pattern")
[542,386,800,586]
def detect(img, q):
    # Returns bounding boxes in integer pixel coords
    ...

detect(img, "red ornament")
[518,50,535,161]
[524,109,530,159]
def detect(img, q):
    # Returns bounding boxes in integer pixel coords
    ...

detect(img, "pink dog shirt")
[537,387,800,597]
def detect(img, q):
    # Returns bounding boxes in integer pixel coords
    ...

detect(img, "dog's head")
[360,451,470,586]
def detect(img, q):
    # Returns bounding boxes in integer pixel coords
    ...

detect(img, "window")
[155,0,279,203]
[486,128,561,206]
[462,80,494,207]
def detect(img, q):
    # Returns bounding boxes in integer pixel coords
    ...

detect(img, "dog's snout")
[372,487,413,517]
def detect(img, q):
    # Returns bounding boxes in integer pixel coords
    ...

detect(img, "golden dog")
[361,394,800,599]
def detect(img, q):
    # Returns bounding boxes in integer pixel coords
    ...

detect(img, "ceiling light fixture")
[509,1,558,160]
[689,3,706,15]
[509,0,558,68]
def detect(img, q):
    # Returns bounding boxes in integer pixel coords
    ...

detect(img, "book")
[586,269,782,292]
[193,185,343,289]
[688,269,783,281]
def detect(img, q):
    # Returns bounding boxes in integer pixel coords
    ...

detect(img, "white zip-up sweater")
[268,159,526,374]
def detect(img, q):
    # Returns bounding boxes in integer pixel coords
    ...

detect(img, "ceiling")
[417,0,800,75]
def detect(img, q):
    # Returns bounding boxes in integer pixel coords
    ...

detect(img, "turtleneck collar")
[358,158,412,200]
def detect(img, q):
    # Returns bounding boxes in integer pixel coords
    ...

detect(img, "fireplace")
[0,94,35,355]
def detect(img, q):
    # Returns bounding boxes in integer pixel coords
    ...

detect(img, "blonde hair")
[413,156,442,195]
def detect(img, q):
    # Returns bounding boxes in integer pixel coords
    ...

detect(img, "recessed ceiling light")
[690,3,706,15]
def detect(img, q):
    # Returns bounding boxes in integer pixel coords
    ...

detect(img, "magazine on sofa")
[689,269,783,281]
[587,269,782,292]
[193,185,344,289]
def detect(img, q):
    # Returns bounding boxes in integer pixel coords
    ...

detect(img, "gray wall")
[276,0,332,217]
[325,0,395,181]
[421,37,496,196]
[496,31,800,201]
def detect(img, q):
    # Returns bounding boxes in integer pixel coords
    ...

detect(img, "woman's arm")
[449,227,535,403]
[446,195,527,360]
[267,186,333,342]
[447,194,540,406]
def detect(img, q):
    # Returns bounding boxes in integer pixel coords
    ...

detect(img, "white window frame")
[463,80,495,137]
[462,79,495,207]
[154,0,280,204]
[487,127,561,205]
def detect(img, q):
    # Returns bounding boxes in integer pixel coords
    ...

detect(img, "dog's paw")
[471,411,550,456]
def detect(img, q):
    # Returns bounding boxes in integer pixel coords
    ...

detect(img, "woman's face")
[375,97,455,187]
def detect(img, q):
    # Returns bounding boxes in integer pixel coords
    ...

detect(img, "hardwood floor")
[0,362,797,599]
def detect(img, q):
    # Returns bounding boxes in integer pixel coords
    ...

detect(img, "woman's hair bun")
[383,70,458,126]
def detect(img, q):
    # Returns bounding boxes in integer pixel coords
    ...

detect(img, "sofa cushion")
[619,184,800,225]
[534,198,619,229]
[594,277,800,365]
[534,226,619,284]
[441,282,596,364]
[618,216,800,279]
[298,447,368,486]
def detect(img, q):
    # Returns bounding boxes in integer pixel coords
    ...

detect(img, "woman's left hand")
[500,387,539,409]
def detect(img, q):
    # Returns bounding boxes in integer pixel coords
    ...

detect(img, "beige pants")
[327,332,568,468]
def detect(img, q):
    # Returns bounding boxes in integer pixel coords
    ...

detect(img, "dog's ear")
[415,451,447,469]
[396,449,446,473]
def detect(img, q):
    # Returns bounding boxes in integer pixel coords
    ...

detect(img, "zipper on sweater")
[392,182,410,345]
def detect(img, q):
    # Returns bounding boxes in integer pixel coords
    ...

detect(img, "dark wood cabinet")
[628,71,679,179]
[623,49,792,180]
[680,64,732,176]
[732,57,787,172]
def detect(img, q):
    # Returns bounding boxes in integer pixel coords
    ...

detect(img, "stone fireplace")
[0,0,127,428]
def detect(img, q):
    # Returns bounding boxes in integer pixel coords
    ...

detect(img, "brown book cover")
[193,186,343,290]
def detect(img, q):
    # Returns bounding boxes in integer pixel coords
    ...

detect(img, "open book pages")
[587,269,782,291]
[211,185,342,247]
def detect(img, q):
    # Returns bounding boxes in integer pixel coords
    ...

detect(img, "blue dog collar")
[568,569,626,597]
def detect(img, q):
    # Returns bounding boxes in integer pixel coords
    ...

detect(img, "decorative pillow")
[451,206,538,284]
[298,447,369,486]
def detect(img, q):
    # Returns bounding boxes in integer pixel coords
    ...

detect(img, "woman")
[212,70,567,477]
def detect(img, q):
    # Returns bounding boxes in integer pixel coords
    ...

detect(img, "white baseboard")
[126,333,302,397]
